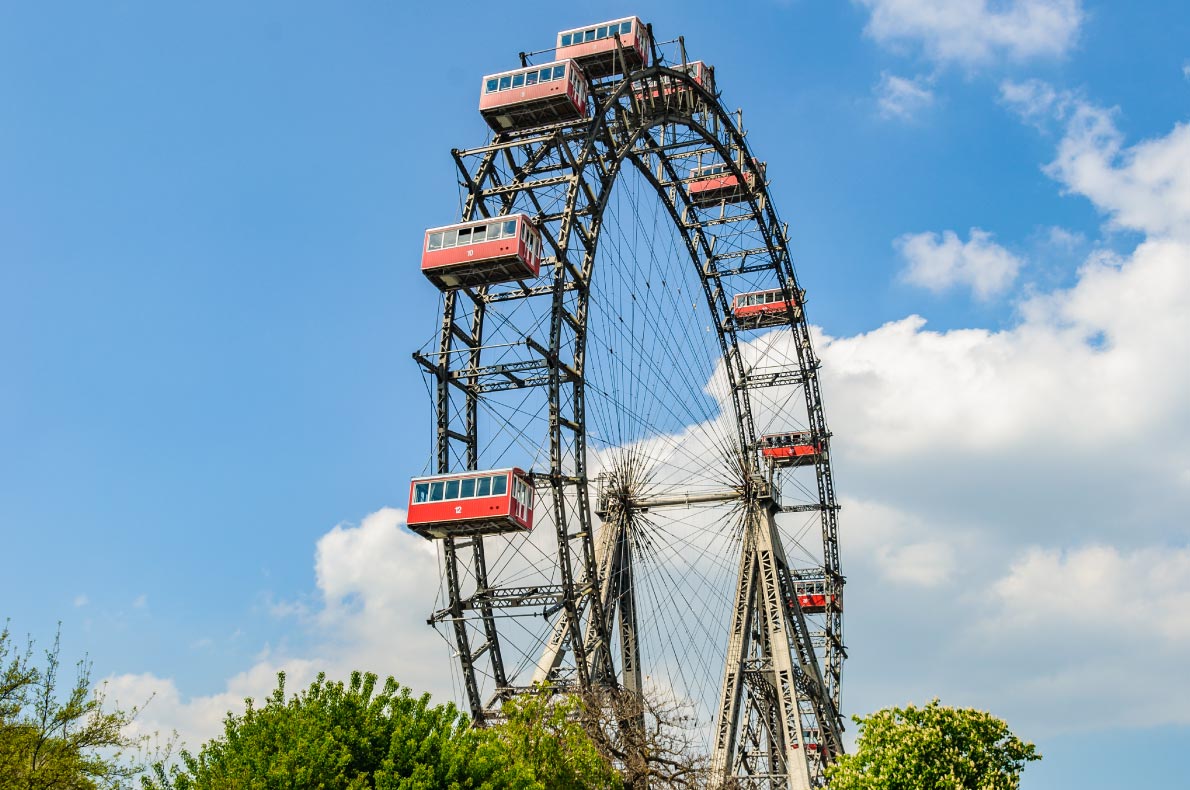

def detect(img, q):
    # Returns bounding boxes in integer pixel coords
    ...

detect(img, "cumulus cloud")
[897,227,1024,298]
[106,508,449,751]
[966,544,1190,731]
[1048,109,1190,241]
[1003,79,1190,240]
[106,656,322,752]
[856,0,1084,66]
[875,541,956,587]
[840,521,1190,734]
[989,545,1190,643]
[828,234,1190,514]
[840,498,966,588]
[837,92,1190,463]
[808,82,1190,732]
[875,72,935,120]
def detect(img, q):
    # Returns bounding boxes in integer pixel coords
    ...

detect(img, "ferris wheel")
[408,17,845,788]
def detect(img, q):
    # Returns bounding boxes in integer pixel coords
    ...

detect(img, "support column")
[710,503,818,789]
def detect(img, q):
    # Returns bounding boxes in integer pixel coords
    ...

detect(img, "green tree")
[0,622,149,790]
[826,699,1040,790]
[144,672,621,790]
[490,691,621,790]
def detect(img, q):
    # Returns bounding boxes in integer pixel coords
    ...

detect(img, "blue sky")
[2,1,1188,787]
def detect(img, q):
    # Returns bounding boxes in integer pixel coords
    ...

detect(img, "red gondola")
[480,60,590,132]
[731,287,805,329]
[421,214,543,290]
[760,431,824,468]
[790,578,839,614]
[634,61,715,104]
[555,17,650,78]
[687,160,765,207]
[790,729,821,751]
[407,468,535,539]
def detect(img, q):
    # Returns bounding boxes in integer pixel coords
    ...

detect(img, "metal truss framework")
[415,32,845,789]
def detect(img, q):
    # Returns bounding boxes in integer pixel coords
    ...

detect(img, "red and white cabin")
[791,729,821,751]
[635,61,715,103]
[790,578,839,614]
[407,468,535,539]
[760,431,824,468]
[555,17,650,78]
[421,214,543,291]
[731,287,805,329]
[687,160,765,207]
[480,60,590,132]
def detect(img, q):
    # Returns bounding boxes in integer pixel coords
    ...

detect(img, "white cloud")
[988,544,1190,643]
[829,234,1190,471]
[310,507,447,694]
[1049,109,1190,241]
[73,594,89,607]
[1002,80,1190,241]
[963,543,1190,731]
[875,541,956,587]
[106,656,321,752]
[896,227,1024,299]
[1044,225,1083,250]
[802,82,1190,733]
[999,77,1071,126]
[875,72,935,120]
[836,503,1190,734]
[857,0,1084,66]
[847,82,1190,459]
[841,498,963,587]
[106,508,450,752]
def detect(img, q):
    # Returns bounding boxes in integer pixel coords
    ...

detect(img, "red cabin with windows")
[633,61,714,109]
[678,61,715,95]
[760,431,824,468]
[480,60,590,132]
[731,287,805,329]
[555,17,650,78]
[687,160,765,207]
[421,214,543,291]
[790,578,839,614]
[407,468,535,539]
[635,61,715,104]
[791,729,821,751]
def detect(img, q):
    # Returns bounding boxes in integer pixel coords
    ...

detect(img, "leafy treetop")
[826,699,1040,790]
[143,671,621,790]
[1,621,149,790]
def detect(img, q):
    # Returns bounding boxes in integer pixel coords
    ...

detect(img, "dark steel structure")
[413,22,845,788]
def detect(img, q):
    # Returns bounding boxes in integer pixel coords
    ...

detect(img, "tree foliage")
[489,691,622,790]
[143,672,622,790]
[826,699,1040,790]
[0,622,148,790]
